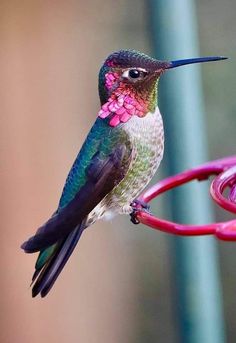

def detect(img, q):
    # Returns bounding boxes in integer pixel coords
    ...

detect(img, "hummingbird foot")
[130,199,150,225]
[122,204,133,214]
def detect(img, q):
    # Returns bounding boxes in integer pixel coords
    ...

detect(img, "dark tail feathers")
[31,222,85,297]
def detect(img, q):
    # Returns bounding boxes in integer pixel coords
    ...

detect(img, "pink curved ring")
[210,166,236,214]
[134,156,236,241]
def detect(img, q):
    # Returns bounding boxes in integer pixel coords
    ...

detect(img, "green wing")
[22,118,133,253]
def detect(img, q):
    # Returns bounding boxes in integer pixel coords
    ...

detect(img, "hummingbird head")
[98,50,227,127]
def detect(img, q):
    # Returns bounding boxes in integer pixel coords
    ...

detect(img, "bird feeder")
[132,156,236,241]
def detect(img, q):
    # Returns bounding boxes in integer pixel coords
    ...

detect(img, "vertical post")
[148,0,226,342]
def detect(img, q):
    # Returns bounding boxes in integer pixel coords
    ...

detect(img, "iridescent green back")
[58,117,129,209]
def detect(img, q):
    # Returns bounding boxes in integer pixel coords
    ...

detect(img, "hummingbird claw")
[130,211,140,224]
[130,199,151,224]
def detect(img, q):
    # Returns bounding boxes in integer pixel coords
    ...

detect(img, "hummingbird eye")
[129,69,141,78]
[122,68,148,81]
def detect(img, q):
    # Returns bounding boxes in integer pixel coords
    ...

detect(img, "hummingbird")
[21,50,227,297]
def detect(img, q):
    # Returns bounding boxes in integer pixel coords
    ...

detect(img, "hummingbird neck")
[146,80,158,112]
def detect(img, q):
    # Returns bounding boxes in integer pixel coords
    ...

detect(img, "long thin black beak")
[168,56,228,69]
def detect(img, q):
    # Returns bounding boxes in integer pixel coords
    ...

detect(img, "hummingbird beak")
[167,56,228,69]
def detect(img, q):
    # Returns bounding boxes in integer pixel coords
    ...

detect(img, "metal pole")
[148,1,226,342]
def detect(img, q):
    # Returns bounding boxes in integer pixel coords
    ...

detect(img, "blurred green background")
[0,1,235,342]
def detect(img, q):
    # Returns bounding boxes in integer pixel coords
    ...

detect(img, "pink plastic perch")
[132,156,236,241]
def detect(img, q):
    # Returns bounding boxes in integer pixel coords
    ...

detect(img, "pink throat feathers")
[98,71,148,127]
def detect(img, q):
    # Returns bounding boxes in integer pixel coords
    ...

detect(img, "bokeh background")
[0,1,235,342]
